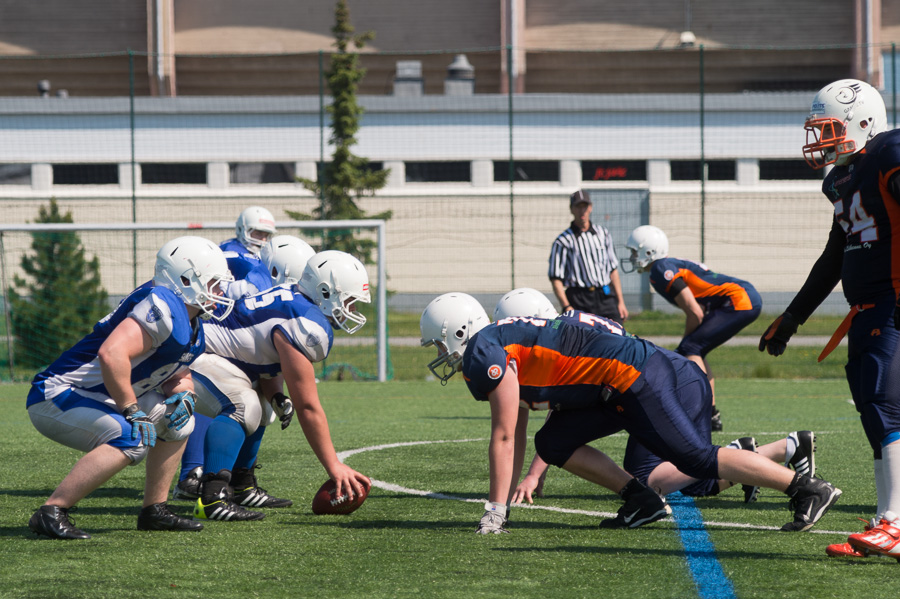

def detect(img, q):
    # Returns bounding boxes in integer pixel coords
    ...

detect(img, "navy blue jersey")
[822,128,900,304]
[462,317,656,410]
[648,258,758,312]
[220,238,275,299]
[28,284,204,407]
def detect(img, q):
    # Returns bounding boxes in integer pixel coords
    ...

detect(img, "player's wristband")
[122,403,141,418]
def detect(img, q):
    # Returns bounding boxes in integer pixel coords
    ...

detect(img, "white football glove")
[476,502,509,534]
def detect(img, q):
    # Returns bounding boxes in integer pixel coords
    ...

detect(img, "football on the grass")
[311,479,368,515]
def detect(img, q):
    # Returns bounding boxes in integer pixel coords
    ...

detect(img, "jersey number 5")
[245,288,294,310]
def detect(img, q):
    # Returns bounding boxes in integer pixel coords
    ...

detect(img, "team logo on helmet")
[487,365,502,379]
[835,84,861,104]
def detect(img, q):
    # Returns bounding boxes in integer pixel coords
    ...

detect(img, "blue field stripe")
[668,492,736,599]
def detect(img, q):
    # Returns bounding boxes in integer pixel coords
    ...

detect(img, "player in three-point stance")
[421,293,841,535]
[493,289,815,508]
[758,79,900,560]
[26,237,234,539]
[190,248,371,521]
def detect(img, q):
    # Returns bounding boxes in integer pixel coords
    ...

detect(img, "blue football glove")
[125,409,157,447]
[164,391,196,431]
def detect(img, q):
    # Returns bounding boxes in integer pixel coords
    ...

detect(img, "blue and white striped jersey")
[202,284,334,380]
[219,238,275,300]
[27,284,205,407]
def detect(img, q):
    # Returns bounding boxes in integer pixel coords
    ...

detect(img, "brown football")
[311,479,369,515]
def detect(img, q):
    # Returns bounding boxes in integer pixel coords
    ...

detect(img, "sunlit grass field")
[1,372,896,599]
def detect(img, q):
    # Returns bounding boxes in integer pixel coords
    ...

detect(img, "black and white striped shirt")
[548,222,619,288]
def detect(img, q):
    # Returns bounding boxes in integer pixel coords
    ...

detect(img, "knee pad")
[534,426,578,467]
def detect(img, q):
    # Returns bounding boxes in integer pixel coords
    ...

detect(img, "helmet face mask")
[494,288,559,320]
[154,236,235,321]
[297,250,371,334]
[260,235,315,286]
[420,292,490,384]
[802,79,887,170]
[235,206,277,255]
[624,225,669,273]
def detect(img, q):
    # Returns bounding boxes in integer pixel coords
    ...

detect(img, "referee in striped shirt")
[548,190,628,324]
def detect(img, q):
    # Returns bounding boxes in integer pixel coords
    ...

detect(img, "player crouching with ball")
[26,237,235,539]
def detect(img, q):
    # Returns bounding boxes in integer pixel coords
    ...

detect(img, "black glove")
[124,406,157,447]
[758,312,799,357]
[271,392,294,430]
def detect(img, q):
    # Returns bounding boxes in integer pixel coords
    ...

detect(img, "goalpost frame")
[0,219,388,382]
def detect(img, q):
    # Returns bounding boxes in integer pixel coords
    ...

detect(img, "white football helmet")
[153,236,235,320]
[803,79,887,170]
[297,250,371,334]
[623,225,669,273]
[260,235,316,286]
[420,292,490,384]
[235,206,277,254]
[493,288,559,320]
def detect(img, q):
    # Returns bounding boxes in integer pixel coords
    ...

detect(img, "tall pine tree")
[8,199,108,368]
[291,0,391,264]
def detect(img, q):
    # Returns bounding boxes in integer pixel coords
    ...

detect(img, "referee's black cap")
[570,189,592,207]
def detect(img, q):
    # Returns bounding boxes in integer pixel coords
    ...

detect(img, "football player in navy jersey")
[494,289,814,508]
[758,79,900,560]
[173,207,280,501]
[190,249,371,522]
[623,225,761,432]
[26,237,234,539]
[421,293,841,535]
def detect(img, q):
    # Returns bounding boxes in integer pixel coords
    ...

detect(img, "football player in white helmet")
[493,288,559,321]
[420,292,491,384]
[261,235,316,286]
[25,236,233,539]
[174,209,280,499]
[622,225,669,273]
[761,79,900,560]
[298,250,371,334]
[802,79,888,170]
[189,251,372,522]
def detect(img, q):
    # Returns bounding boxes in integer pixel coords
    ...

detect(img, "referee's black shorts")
[565,285,621,324]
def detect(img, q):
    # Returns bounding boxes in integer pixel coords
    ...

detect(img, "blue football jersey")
[219,238,275,299]
[822,128,900,304]
[202,284,334,380]
[462,316,656,410]
[28,284,205,407]
[648,258,757,311]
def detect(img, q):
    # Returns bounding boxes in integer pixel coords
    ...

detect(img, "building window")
[0,164,31,185]
[53,164,118,185]
[581,160,646,182]
[230,163,296,184]
[493,161,559,182]
[759,160,823,180]
[670,160,736,181]
[405,161,470,183]
[141,163,207,184]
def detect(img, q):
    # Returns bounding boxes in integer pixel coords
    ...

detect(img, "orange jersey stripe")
[506,343,641,393]
[669,270,754,311]
[880,165,900,298]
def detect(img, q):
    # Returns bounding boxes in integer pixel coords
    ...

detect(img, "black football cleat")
[137,502,203,531]
[172,467,203,501]
[28,505,91,540]
[232,464,293,508]
[782,475,842,532]
[600,478,671,529]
